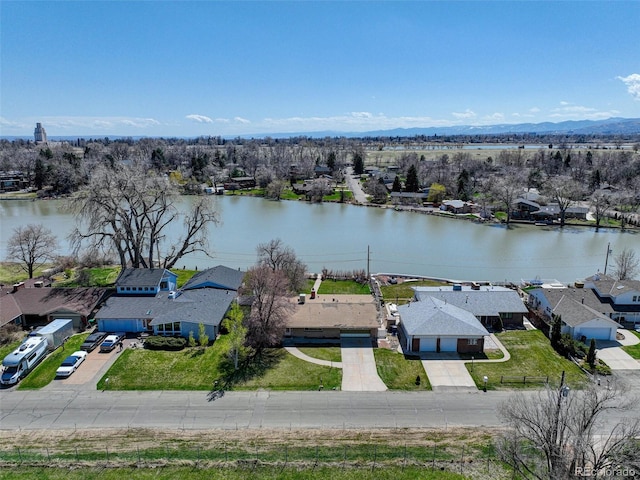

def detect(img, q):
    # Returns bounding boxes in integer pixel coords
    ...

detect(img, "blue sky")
[2,1,639,137]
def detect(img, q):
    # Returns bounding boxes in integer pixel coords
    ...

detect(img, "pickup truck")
[99,333,125,352]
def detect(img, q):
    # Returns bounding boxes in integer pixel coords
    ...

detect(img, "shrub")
[144,335,187,351]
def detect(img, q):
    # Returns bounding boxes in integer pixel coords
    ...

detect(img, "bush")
[144,335,187,351]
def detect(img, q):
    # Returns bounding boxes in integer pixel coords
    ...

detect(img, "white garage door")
[580,327,613,340]
[419,337,437,352]
[440,338,458,352]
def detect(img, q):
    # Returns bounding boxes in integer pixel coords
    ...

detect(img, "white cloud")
[549,103,619,120]
[529,107,540,113]
[186,114,213,123]
[560,101,570,106]
[483,112,505,122]
[617,73,640,100]
[452,109,476,119]
[234,117,251,124]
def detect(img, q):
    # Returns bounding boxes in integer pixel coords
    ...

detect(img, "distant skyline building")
[34,122,47,144]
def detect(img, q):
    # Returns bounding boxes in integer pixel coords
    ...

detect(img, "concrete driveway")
[596,342,640,371]
[421,355,478,392]
[340,337,387,391]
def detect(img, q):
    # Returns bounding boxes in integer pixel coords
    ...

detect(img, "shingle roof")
[3,287,107,318]
[116,268,174,287]
[96,289,236,328]
[183,265,245,292]
[398,297,489,337]
[585,273,640,298]
[535,287,615,315]
[413,286,528,316]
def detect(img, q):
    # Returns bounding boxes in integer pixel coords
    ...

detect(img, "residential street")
[2,373,640,432]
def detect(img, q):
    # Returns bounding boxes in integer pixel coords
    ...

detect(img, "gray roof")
[95,289,236,328]
[552,296,619,328]
[413,286,528,317]
[534,287,615,316]
[399,297,489,337]
[116,268,175,288]
[585,273,640,298]
[183,265,245,292]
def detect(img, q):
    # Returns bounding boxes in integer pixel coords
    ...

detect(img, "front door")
[412,338,420,351]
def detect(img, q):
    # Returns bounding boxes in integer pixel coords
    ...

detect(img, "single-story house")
[527,287,619,340]
[412,285,528,328]
[0,282,107,330]
[390,191,429,205]
[440,200,476,214]
[285,295,379,342]
[94,265,245,341]
[397,296,490,353]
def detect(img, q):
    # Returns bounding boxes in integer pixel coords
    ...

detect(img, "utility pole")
[367,245,370,279]
[604,242,612,275]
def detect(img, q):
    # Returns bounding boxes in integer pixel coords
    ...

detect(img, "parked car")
[80,332,108,352]
[55,351,88,377]
[99,333,125,352]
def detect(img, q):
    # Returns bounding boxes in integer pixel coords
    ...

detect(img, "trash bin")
[310,289,316,299]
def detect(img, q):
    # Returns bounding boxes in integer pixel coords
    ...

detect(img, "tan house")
[285,295,380,342]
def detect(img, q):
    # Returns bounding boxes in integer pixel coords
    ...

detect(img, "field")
[0,427,501,480]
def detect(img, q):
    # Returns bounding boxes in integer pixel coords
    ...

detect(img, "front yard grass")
[465,330,586,390]
[18,333,89,389]
[622,330,640,359]
[297,346,342,363]
[374,348,431,390]
[97,335,341,391]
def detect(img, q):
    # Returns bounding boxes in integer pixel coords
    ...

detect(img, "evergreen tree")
[353,153,364,175]
[587,338,597,369]
[551,314,562,351]
[404,165,419,192]
[392,175,402,192]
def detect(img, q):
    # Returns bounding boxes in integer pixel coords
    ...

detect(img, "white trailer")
[29,319,73,351]
[1,335,49,385]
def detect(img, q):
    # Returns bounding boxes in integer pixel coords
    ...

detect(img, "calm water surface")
[1,197,637,283]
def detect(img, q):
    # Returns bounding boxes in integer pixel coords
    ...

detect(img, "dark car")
[80,332,108,352]
[99,332,126,352]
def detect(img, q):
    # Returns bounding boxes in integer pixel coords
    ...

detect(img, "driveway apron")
[421,355,478,392]
[340,337,387,391]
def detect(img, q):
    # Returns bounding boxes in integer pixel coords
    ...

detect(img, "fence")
[500,375,549,385]
[1,442,506,479]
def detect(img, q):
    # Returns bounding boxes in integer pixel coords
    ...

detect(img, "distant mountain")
[2,117,639,142]
[257,117,640,139]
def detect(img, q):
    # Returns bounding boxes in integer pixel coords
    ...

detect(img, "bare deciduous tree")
[492,172,523,225]
[257,238,307,293]
[6,224,58,278]
[69,165,217,270]
[243,264,293,354]
[613,248,639,280]
[544,177,583,227]
[498,379,640,480]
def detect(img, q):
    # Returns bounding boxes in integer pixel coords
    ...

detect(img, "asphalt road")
[3,374,640,432]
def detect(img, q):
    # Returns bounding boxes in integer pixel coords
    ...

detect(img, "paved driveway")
[596,342,640,370]
[421,354,478,392]
[340,337,387,391]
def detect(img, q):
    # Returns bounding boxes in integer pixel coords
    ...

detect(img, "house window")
[634,295,638,302]
[468,338,478,346]
[501,312,513,319]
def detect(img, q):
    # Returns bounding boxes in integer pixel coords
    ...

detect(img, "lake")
[0,196,637,283]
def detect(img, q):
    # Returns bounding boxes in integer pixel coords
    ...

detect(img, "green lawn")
[379,280,449,304]
[170,268,198,287]
[317,279,370,295]
[297,346,342,363]
[0,339,23,362]
[374,348,431,390]
[465,330,586,390]
[18,333,89,389]
[622,330,640,359]
[0,262,51,285]
[98,335,342,391]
